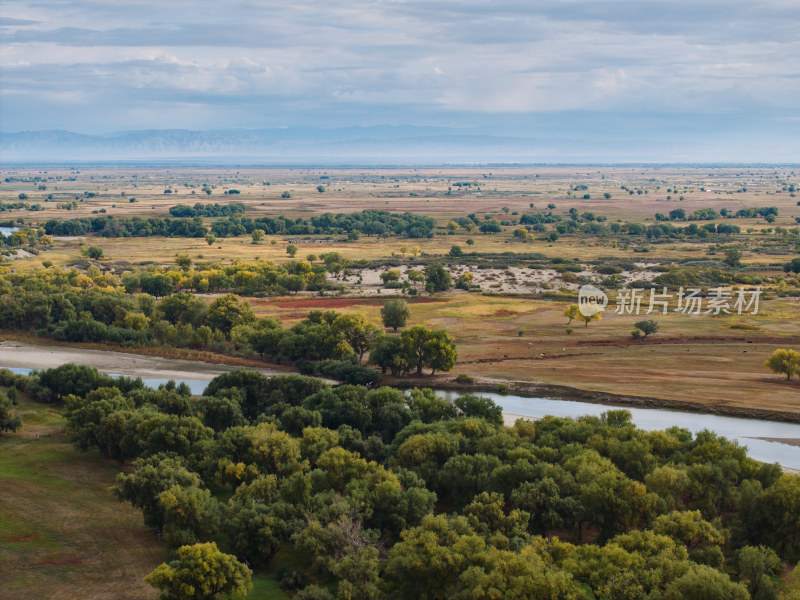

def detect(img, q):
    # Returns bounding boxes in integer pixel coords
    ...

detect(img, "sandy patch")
[0,341,286,381]
[502,412,536,426]
[752,437,800,448]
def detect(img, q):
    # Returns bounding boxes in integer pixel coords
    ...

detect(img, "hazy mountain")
[0,126,667,164]
[3,124,794,164]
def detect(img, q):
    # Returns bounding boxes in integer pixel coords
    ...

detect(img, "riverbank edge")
[4,334,799,425]
[386,375,800,425]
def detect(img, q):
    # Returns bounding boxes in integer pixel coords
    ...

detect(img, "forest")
[4,365,799,599]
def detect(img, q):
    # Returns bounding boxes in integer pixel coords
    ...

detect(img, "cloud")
[0,0,798,161]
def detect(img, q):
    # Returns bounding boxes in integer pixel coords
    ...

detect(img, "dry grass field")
[0,392,164,600]
[2,164,799,416]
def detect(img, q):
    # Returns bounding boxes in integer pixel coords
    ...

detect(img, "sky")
[1,0,799,160]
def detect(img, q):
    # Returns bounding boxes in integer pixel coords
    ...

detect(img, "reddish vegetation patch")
[270,297,446,309]
[32,556,83,567]
[492,309,519,317]
[8,533,39,543]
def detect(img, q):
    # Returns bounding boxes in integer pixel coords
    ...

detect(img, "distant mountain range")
[0,126,662,164]
[2,126,796,164]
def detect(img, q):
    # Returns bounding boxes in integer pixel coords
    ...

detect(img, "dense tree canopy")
[2,359,783,600]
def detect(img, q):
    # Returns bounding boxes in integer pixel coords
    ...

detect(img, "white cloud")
[0,0,797,146]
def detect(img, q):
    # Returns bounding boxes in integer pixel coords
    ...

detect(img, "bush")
[314,356,380,386]
[455,374,474,384]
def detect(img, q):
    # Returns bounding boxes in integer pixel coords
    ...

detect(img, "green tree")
[634,320,659,338]
[145,542,252,600]
[0,394,21,434]
[159,485,221,547]
[205,234,216,246]
[401,326,457,375]
[423,329,457,375]
[286,243,298,257]
[251,229,265,244]
[332,313,378,364]
[116,454,202,528]
[175,253,192,271]
[764,348,800,380]
[424,263,451,293]
[401,325,432,376]
[724,246,743,268]
[206,294,255,336]
[660,564,749,600]
[381,299,410,332]
[784,258,800,275]
[736,545,781,600]
[368,334,407,376]
[85,245,104,259]
[380,269,401,285]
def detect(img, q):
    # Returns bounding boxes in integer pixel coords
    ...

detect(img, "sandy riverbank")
[0,341,288,381]
[753,437,800,448]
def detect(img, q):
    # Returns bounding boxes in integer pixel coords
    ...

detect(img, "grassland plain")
[2,164,799,417]
[0,391,164,600]
[0,389,290,600]
[1,165,800,597]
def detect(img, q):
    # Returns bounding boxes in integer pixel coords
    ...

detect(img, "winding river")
[4,352,800,469]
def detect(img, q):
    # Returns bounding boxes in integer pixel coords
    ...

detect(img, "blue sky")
[1,0,799,159]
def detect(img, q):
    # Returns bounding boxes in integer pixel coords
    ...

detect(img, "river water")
[7,364,800,469]
[436,390,800,470]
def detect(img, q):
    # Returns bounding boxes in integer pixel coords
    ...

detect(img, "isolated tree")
[85,245,104,259]
[251,229,265,244]
[450,245,463,257]
[634,320,659,338]
[724,246,743,268]
[145,542,251,600]
[764,348,800,380]
[205,234,216,246]
[582,310,601,328]
[381,299,410,332]
[286,244,298,258]
[564,304,580,324]
[317,185,325,193]
[424,263,452,293]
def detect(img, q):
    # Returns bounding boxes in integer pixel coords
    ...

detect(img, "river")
[3,346,800,469]
[436,390,800,470]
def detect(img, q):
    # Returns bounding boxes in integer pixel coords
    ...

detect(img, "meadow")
[2,164,800,599]
[3,164,797,415]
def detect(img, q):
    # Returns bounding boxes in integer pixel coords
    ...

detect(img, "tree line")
[6,364,797,599]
